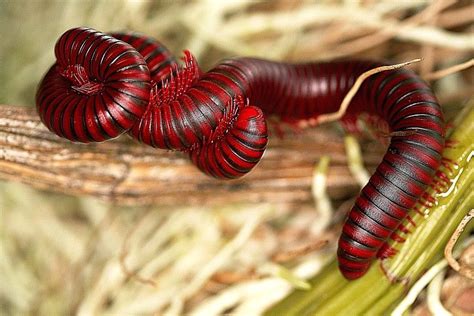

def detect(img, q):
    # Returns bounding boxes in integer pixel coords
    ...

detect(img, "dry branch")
[0,105,384,206]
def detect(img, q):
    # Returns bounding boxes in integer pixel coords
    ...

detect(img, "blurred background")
[0,0,472,315]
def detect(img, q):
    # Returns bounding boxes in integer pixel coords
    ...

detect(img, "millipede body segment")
[36,27,445,279]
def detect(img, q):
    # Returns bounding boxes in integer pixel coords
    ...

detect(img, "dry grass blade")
[271,240,328,263]
[424,59,474,80]
[444,210,474,279]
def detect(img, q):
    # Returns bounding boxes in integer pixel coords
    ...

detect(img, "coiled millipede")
[36,27,445,279]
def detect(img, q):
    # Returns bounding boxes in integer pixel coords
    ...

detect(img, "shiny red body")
[36,27,445,279]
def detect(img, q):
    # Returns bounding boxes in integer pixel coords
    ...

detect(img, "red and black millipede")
[36,27,445,280]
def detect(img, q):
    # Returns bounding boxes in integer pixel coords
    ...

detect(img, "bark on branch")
[0,105,383,206]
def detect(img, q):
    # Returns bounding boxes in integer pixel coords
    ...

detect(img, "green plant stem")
[266,106,474,316]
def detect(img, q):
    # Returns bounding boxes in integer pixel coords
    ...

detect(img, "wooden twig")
[0,105,384,206]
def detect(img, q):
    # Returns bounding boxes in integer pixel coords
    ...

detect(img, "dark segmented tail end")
[36,27,151,142]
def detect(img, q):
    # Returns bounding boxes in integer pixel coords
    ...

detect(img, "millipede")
[36,27,445,280]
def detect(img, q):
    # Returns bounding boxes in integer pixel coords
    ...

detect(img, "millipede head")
[189,103,268,179]
[36,27,151,143]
